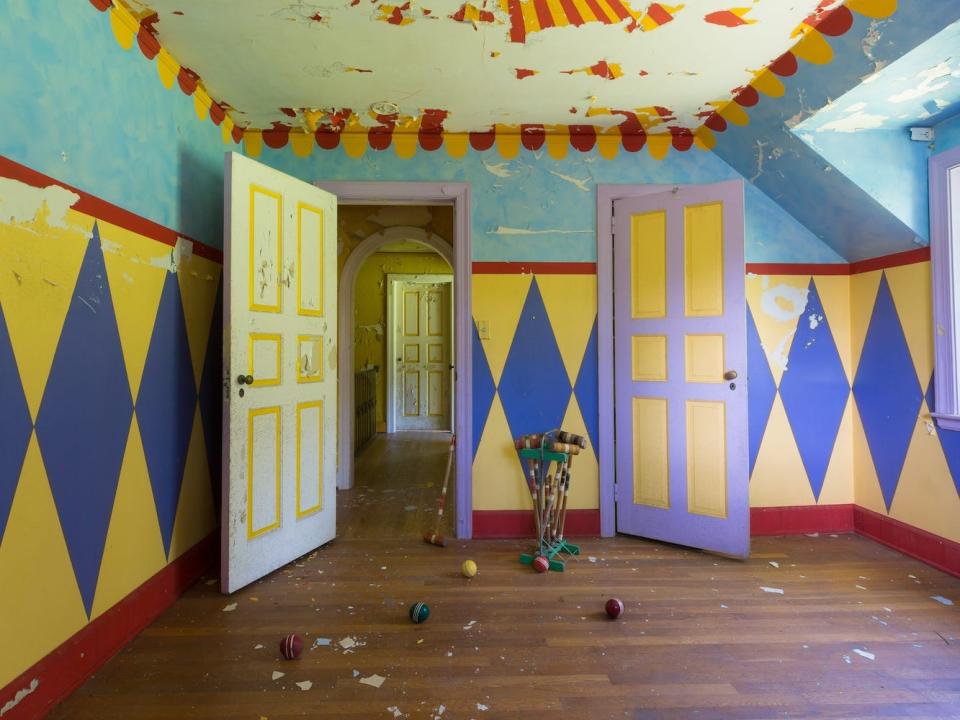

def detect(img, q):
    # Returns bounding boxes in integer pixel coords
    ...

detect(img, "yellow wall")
[354,252,453,427]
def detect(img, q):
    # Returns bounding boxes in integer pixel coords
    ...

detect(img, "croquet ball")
[532,556,549,573]
[605,598,624,619]
[280,633,303,659]
[461,560,478,578]
[409,601,430,624]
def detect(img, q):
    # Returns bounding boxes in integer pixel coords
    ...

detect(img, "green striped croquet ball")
[409,601,430,624]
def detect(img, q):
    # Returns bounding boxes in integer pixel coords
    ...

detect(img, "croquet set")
[515,430,585,572]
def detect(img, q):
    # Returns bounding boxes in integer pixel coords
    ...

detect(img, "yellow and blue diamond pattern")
[0,171,220,689]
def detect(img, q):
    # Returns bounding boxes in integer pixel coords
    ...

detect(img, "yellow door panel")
[247,407,281,538]
[632,397,670,509]
[249,333,282,386]
[631,211,667,319]
[632,335,668,382]
[684,202,724,317]
[296,335,323,383]
[686,400,727,518]
[685,334,725,383]
[296,202,324,317]
[295,401,323,518]
[249,186,283,313]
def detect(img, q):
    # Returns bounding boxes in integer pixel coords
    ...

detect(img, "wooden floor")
[52,435,960,719]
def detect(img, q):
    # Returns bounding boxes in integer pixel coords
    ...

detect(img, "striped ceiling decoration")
[91,0,896,160]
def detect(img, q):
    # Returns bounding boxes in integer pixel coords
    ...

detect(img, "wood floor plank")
[49,433,960,719]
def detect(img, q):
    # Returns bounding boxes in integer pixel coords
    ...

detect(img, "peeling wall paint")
[0,179,80,229]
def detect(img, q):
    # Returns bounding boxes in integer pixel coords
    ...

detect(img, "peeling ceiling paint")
[797,17,960,133]
[102,0,883,149]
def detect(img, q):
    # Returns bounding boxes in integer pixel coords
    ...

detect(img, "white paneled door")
[388,276,452,432]
[222,153,338,593]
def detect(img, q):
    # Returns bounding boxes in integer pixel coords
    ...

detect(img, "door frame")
[386,272,454,433]
[597,184,678,538]
[317,181,473,539]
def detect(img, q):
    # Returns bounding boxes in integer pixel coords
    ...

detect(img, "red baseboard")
[472,509,600,538]
[854,506,960,579]
[0,531,218,719]
[750,504,855,536]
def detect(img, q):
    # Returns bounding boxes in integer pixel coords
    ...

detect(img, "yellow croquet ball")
[461,559,478,578]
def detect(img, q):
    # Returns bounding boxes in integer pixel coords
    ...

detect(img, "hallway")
[339,432,456,540]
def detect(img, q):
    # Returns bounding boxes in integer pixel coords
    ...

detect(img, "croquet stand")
[517,447,580,572]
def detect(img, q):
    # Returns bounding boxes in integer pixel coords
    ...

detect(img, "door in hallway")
[613,180,749,558]
[222,153,338,593]
[389,276,452,431]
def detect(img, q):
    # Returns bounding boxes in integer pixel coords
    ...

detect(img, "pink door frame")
[596,184,675,537]
[316,181,474,539]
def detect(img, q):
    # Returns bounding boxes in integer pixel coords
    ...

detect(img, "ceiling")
[125,0,852,136]
[796,17,960,133]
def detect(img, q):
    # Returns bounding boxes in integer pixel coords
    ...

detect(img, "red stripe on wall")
[746,248,931,277]
[0,532,217,719]
[472,261,597,274]
[750,504,855,536]
[0,156,223,264]
[473,510,600,538]
[848,247,931,274]
[854,506,960,580]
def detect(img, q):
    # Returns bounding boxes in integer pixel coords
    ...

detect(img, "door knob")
[237,374,254,385]
[723,370,738,381]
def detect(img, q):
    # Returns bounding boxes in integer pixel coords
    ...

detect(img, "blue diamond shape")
[198,280,222,510]
[35,225,133,616]
[137,272,198,556]
[574,317,598,460]
[926,373,960,497]
[471,320,496,459]
[0,300,32,544]
[747,307,777,478]
[853,273,922,510]
[498,278,572,457]
[779,279,849,500]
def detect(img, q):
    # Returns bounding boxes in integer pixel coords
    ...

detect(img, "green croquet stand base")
[519,538,580,572]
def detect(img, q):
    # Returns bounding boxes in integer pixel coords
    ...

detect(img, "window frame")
[930,145,960,430]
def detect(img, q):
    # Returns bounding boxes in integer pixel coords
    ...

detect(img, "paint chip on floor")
[359,674,386,688]
[387,707,404,719]
[477,703,489,711]
[312,638,331,649]
[222,603,238,612]
[931,595,954,606]
[768,561,779,568]
[463,620,477,630]
[760,587,784,594]
[272,671,285,681]
[588,556,598,563]
[853,648,875,661]
[254,644,264,650]
[295,680,313,691]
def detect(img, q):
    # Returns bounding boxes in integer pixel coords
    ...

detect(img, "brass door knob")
[237,374,254,385]
[723,370,738,381]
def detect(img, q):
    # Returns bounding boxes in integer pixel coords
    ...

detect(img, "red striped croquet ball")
[280,633,303,659]
[605,598,624,619]
[409,601,430,623]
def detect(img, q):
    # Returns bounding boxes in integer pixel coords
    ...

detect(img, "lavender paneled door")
[613,181,748,557]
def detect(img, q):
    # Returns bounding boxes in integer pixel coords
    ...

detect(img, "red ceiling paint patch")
[639,70,649,77]
[378,2,414,25]
[419,109,448,151]
[315,129,342,150]
[569,125,597,152]
[507,0,526,43]
[515,68,537,79]
[469,130,496,151]
[368,116,397,151]
[451,2,497,23]
[704,8,756,27]
[231,125,244,144]
[669,126,694,151]
[805,4,853,36]
[563,60,623,80]
[280,107,297,118]
[704,112,727,132]
[520,124,546,150]
[617,115,647,152]
[136,25,161,60]
[733,85,759,107]
[88,0,111,11]
[262,122,292,149]
[209,102,225,126]
[177,67,199,95]
[768,52,799,77]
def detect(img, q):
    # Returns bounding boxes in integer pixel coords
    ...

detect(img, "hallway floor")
[49,436,960,719]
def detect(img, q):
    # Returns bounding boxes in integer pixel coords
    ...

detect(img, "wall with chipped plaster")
[0,159,220,692]
[0,0,225,248]
[354,252,453,428]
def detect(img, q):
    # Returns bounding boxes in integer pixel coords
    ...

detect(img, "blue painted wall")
[936,112,960,153]
[0,0,224,247]
[257,146,842,263]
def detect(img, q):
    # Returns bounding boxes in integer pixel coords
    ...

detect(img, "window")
[930,145,960,430]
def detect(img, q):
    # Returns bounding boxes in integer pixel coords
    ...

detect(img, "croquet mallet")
[424,434,456,547]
